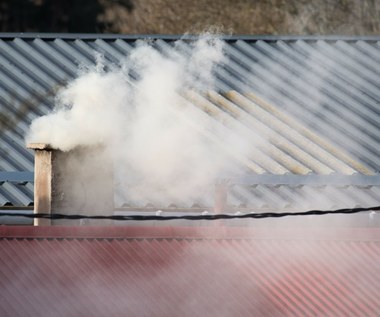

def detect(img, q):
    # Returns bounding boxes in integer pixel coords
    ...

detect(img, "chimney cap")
[27,143,54,150]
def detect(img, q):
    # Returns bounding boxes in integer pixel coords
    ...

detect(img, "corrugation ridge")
[325,185,362,207]
[73,39,100,59]
[70,239,138,315]
[335,241,380,314]
[257,87,380,170]
[289,240,374,317]
[254,185,291,209]
[222,90,357,174]
[42,239,118,314]
[112,239,171,316]
[335,41,380,76]
[93,39,126,62]
[208,239,274,316]
[0,39,55,90]
[155,239,215,316]
[238,239,308,316]
[53,38,94,67]
[209,240,262,316]
[0,94,33,137]
[0,133,34,171]
[231,42,380,168]
[356,41,380,66]
[14,239,85,316]
[0,240,46,317]
[174,39,241,91]
[0,190,12,206]
[114,39,135,54]
[90,239,158,315]
[257,41,380,141]
[297,186,338,209]
[179,91,266,174]
[343,186,380,207]
[205,239,259,316]
[185,90,304,174]
[229,185,268,209]
[1,182,32,206]
[172,239,252,316]
[140,239,214,316]
[14,39,71,83]
[131,239,186,314]
[309,240,379,315]
[298,240,371,316]
[295,40,380,102]
[0,160,16,172]
[245,92,375,174]
[271,241,352,316]
[15,240,78,316]
[0,184,20,206]
[0,59,52,116]
[317,41,380,88]
[209,91,335,174]
[249,41,380,159]
[33,38,78,75]
[12,38,66,85]
[58,239,121,315]
[0,48,57,113]
[260,240,341,316]
[278,41,380,121]
[104,240,159,316]
[340,241,380,292]
[361,186,380,204]
[274,185,311,209]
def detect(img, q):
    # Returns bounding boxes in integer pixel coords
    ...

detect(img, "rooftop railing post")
[214,181,228,213]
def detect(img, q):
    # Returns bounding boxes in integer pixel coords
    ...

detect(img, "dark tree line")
[0,0,379,35]
[0,0,133,33]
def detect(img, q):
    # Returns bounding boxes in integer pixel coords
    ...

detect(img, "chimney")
[28,143,114,226]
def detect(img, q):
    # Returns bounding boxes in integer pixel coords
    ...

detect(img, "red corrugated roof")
[1,226,380,317]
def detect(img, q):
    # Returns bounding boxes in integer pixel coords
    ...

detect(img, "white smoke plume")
[26,35,251,207]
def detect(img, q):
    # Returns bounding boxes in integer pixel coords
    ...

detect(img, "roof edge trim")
[1,226,380,241]
[1,33,380,41]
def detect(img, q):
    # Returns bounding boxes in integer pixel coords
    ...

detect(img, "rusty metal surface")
[1,226,380,317]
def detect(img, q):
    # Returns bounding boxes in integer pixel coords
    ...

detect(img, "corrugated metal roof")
[1,226,380,317]
[1,35,380,207]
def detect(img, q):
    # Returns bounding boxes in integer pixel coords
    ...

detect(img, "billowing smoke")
[26,35,252,207]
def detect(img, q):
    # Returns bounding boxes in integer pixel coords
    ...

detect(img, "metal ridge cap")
[1,33,380,42]
[231,174,380,185]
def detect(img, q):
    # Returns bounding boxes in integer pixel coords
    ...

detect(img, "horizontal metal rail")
[228,174,380,186]
[0,172,34,182]
[2,172,380,185]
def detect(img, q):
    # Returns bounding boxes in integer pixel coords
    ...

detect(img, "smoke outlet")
[28,143,114,226]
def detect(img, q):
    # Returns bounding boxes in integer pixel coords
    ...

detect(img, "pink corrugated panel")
[1,226,380,317]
